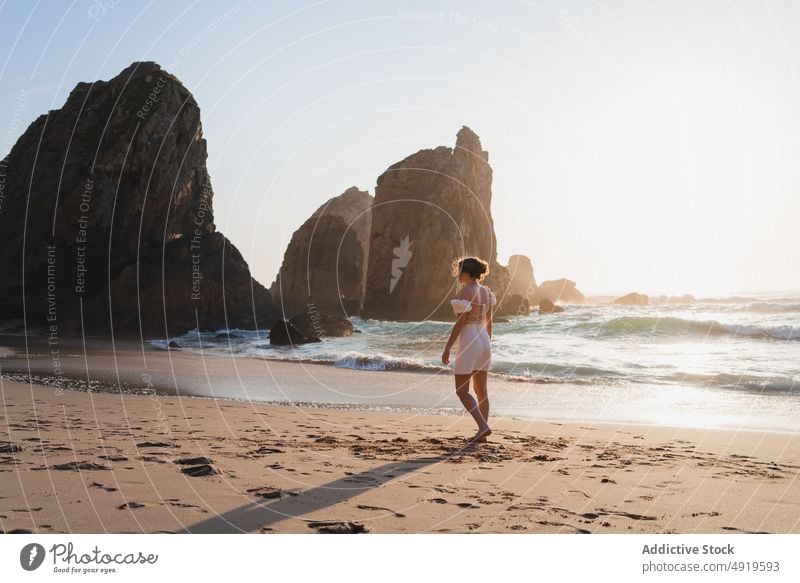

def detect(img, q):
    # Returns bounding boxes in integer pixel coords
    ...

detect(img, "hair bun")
[451,255,490,282]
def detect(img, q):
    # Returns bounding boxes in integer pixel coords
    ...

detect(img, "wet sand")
[1,359,799,533]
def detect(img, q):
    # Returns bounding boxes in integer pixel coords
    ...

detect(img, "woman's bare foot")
[469,427,492,443]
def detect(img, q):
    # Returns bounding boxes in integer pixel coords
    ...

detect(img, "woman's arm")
[442,287,473,364]
[442,313,467,364]
[445,314,467,351]
[486,303,492,339]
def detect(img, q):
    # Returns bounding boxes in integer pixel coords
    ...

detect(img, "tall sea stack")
[361,127,509,321]
[0,61,279,337]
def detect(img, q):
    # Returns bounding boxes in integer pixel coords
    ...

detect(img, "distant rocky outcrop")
[0,61,279,336]
[270,186,372,319]
[538,299,564,314]
[361,126,510,321]
[269,319,321,346]
[495,294,531,317]
[613,292,649,306]
[531,278,585,305]
[289,312,353,339]
[655,294,694,304]
[507,254,537,298]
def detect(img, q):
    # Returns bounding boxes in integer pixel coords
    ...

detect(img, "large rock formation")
[270,186,372,318]
[0,61,279,337]
[531,278,585,305]
[361,126,510,321]
[506,254,537,298]
[289,312,354,339]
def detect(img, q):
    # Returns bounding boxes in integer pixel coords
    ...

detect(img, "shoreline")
[2,370,799,437]
[2,333,799,434]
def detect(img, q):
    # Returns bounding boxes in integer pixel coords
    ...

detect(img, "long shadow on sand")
[185,454,456,533]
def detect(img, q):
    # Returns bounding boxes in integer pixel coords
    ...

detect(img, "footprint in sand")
[117,502,146,510]
[98,455,129,462]
[36,461,110,471]
[308,521,368,534]
[136,441,177,448]
[162,499,209,512]
[356,504,406,518]
[247,487,300,499]
[89,482,118,492]
[536,520,590,534]
[138,455,168,464]
[180,464,217,477]
[174,456,213,465]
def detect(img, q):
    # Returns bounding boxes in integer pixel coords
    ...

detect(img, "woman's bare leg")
[455,373,491,441]
[472,370,489,423]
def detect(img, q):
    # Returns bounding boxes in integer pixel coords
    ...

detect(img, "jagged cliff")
[0,61,279,337]
[361,126,510,321]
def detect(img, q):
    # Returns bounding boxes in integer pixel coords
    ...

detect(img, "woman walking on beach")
[441,256,496,443]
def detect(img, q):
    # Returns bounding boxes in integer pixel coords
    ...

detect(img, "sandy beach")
[1,337,798,534]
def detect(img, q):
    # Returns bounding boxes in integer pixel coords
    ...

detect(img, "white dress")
[450,286,497,374]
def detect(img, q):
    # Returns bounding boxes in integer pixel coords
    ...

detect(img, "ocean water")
[149,294,800,431]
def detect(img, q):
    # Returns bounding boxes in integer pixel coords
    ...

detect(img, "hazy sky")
[2,0,799,297]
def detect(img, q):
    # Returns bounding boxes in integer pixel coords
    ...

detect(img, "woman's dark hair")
[451,256,489,282]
